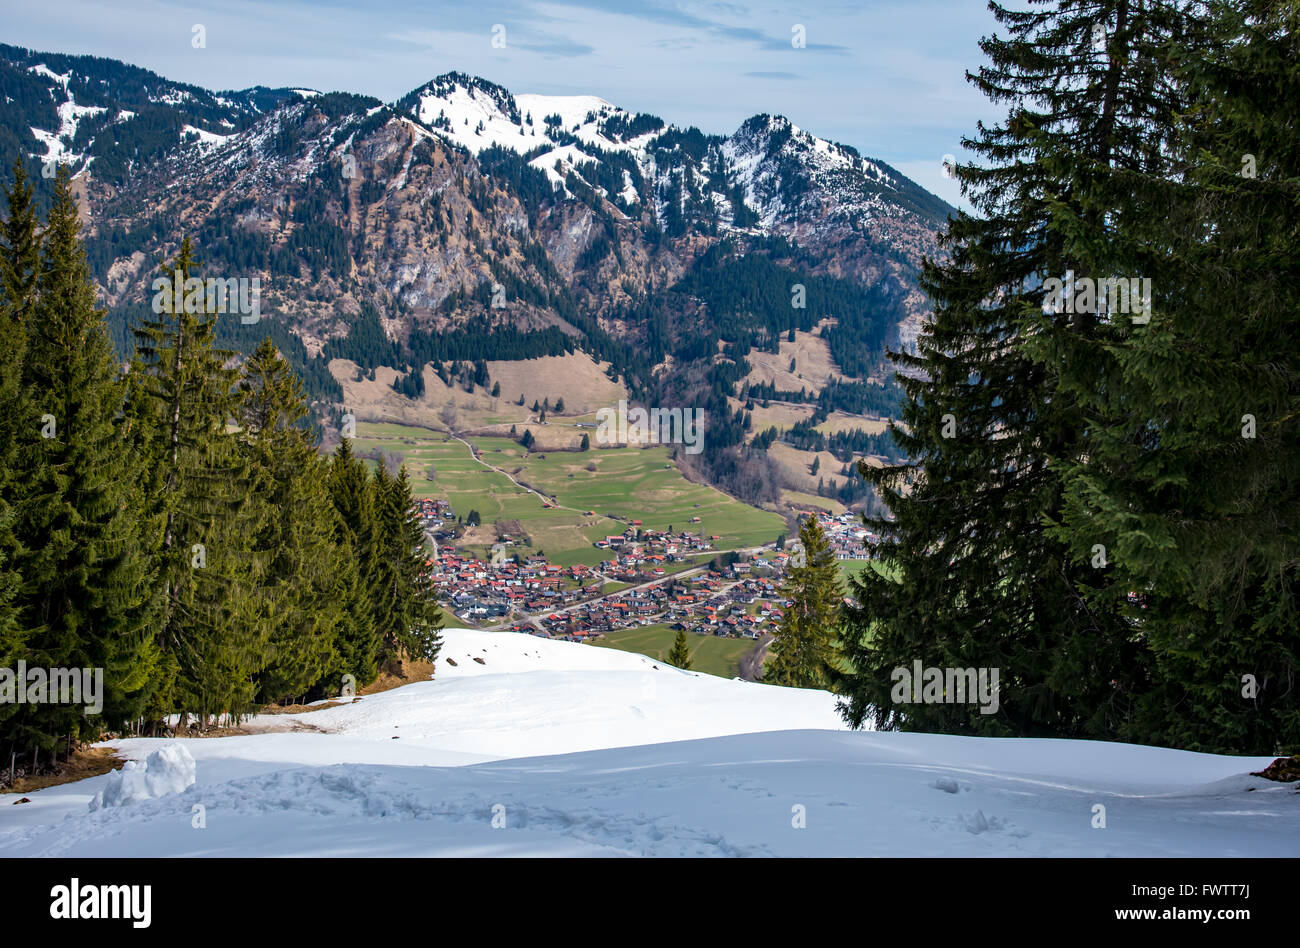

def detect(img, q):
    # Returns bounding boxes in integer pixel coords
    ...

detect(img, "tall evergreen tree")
[768,516,842,689]
[128,236,266,724]
[326,438,383,687]
[238,338,342,704]
[667,628,692,670]
[0,162,37,681]
[1033,0,1299,752]
[837,0,1182,737]
[372,464,443,666]
[7,169,160,756]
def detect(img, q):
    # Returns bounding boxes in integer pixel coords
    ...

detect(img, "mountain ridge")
[1,43,952,504]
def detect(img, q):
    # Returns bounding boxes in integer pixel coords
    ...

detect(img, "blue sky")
[7,0,1006,209]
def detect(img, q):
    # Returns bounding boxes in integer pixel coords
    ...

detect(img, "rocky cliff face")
[4,46,952,397]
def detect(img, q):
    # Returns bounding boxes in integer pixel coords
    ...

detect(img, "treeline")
[754,419,899,464]
[670,243,897,372]
[321,300,577,390]
[0,167,441,781]
[742,378,901,421]
[837,0,1298,755]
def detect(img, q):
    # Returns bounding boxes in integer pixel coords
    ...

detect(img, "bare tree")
[439,399,459,433]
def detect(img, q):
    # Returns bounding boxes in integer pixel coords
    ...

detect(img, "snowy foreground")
[2,629,1295,857]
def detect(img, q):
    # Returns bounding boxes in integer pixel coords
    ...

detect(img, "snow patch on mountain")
[27,63,71,87]
[181,124,232,150]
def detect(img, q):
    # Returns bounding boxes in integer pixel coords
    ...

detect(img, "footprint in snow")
[962,809,1006,834]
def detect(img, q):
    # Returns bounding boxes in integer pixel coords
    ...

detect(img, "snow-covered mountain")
[63,63,940,365]
[1,43,302,186]
[2,46,947,498]
[1,629,1294,858]
[396,71,950,245]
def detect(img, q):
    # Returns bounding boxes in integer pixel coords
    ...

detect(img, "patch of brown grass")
[1251,756,1300,783]
[360,659,438,696]
[2,745,124,795]
[260,699,349,715]
[816,411,889,436]
[742,320,844,394]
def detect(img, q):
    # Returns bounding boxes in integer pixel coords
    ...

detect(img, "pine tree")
[372,465,443,666]
[1033,0,1300,752]
[836,0,1181,738]
[129,236,266,724]
[325,438,382,689]
[768,516,841,689]
[0,160,38,461]
[8,169,161,756]
[667,628,692,670]
[0,162,38,684]
[238,338,341,704]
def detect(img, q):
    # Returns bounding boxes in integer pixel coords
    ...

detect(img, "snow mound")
[252,628,849,762]
[89,744,196,810]
[0,628,1289,857]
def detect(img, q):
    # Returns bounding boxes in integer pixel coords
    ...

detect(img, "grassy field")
[837,559,899,586]
[350,421,785,566]
[781,489,847,515]
[590,623,756,679]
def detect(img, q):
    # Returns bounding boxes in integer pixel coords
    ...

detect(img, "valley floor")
[1,630,1294,857]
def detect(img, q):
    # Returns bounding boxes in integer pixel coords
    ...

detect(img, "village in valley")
[415,497,876,652]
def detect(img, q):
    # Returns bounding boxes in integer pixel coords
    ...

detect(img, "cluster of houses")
[414,498,454,531]
[509,569,789,643]
[432,550,603,622]
[593,524,716,581]
[593,521,715,552]
[416,501,875,643]
[815,512,879,559]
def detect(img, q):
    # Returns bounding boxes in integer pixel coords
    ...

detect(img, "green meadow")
[350,422,784,566]
[589,623,756,679]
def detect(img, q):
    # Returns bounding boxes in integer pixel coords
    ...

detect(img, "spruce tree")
[1033,0,1299,752]
[667,628,692,670]
[372,465,443,666]
[326,438,383,687]
[129,236,266,724]
[238,338,342,703]
[0,161,38,675]
[9,169,161,754]
[768,516,841,689]
[837,1,1177,737]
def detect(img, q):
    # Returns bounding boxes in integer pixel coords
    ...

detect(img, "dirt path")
[449,432,624,524]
